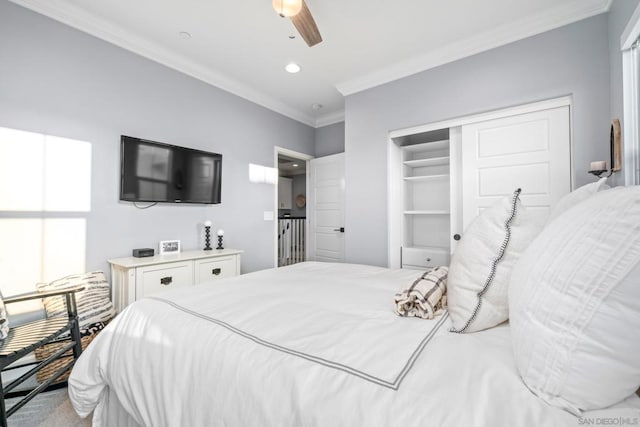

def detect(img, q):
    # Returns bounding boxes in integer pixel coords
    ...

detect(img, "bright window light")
[0,126,91,312]
[0,127,91,212]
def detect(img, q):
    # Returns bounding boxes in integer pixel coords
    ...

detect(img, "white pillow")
[546,177,609,225]
[37,271,115,330]
[509,186,640,414]
[447,189,541,333]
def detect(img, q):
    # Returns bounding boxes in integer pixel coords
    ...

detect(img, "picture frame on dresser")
[159,239,181,255]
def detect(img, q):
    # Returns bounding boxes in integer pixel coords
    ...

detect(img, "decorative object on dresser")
[108,249,243,312]
[216,229,224,250]
[159,240,181,255]
[203,220,212,251]
[132,248,154,258]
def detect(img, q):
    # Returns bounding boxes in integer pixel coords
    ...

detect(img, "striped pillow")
[37,272,115,330]
[0,292,8,340]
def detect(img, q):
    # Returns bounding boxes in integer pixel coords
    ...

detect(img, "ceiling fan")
[272,0,323,47]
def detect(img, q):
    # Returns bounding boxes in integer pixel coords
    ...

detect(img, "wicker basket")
[34,322,106,384]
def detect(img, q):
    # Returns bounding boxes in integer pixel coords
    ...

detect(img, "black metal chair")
[0,286,84,427]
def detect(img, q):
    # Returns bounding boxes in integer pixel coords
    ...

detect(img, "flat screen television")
[120,135,222,204]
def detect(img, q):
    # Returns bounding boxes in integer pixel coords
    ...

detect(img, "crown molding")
[336,0,610,96]
[8,0,318,127]
[314,110,345,127]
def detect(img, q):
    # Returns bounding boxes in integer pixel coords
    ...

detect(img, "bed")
[68,261,640,427]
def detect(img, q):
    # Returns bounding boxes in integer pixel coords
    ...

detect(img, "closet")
[388,98,572,269]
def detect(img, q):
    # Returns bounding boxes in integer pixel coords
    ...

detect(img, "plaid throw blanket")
[394,266,448,320]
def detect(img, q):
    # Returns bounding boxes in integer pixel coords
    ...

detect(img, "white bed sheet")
[68,262,640,426]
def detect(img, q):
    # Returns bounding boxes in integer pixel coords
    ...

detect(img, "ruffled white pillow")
[447,189,541,333]
[509,186,640,414]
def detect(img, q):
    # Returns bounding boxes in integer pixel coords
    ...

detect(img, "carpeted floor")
[5,387,91,427]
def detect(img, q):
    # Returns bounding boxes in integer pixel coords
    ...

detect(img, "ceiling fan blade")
[291,0,322,47]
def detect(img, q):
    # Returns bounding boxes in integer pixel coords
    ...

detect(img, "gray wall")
[0,1,314,275]
[344,14,611,267]
[314,122,345,157]
[608,0,640,186]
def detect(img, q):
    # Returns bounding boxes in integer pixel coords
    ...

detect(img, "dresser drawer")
[401,247,450,270]
[194,255,238,284]
[135,260,193,299]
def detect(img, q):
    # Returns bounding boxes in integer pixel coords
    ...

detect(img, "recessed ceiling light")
[179,31,192,39]
[292,163,299,167]
[285,63,301,73]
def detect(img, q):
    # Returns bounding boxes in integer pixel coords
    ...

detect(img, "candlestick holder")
[204,226,212,251]
[216,235,224,250]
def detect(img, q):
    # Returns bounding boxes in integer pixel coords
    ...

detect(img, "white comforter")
[69,262,640,426]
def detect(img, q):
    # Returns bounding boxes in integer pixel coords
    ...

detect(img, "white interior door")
[461,106,571,230]
[308,153,345,262]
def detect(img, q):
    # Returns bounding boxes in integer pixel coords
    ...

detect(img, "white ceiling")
[10,0,610,127]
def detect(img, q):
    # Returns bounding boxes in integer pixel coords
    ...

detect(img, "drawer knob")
[212,268,222,276]
[426,258,431,262]
[453,234,461,241]
[160,276,173,286]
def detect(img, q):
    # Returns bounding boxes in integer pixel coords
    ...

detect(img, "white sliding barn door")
[461,106,571,230]
[308,153,345,262]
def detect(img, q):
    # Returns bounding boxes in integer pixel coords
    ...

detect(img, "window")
[622,5,640,185]
[0,127,91,312]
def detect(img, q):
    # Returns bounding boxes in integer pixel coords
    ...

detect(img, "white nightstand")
[108,249,243,312]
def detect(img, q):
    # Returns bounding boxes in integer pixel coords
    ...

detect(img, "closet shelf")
[403,156,450,168]
[403,210,450,215]
[401,139,450,152]
[403,174,449,182]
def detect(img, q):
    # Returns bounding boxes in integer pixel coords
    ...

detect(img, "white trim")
[9,0,318,127]
[336,1,609,96]
[622,49,640,186]
[273,147,314,268]
[315,110,345,128]
[621,2,640,50]
[389,96,572,138]
[10,0,606,125]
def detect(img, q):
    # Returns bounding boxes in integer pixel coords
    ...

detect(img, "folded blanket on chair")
[394,266,448,320]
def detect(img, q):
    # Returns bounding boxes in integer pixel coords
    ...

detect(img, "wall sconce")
[589,119,622,178]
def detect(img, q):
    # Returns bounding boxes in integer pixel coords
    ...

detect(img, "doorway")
[274,147,313,267]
